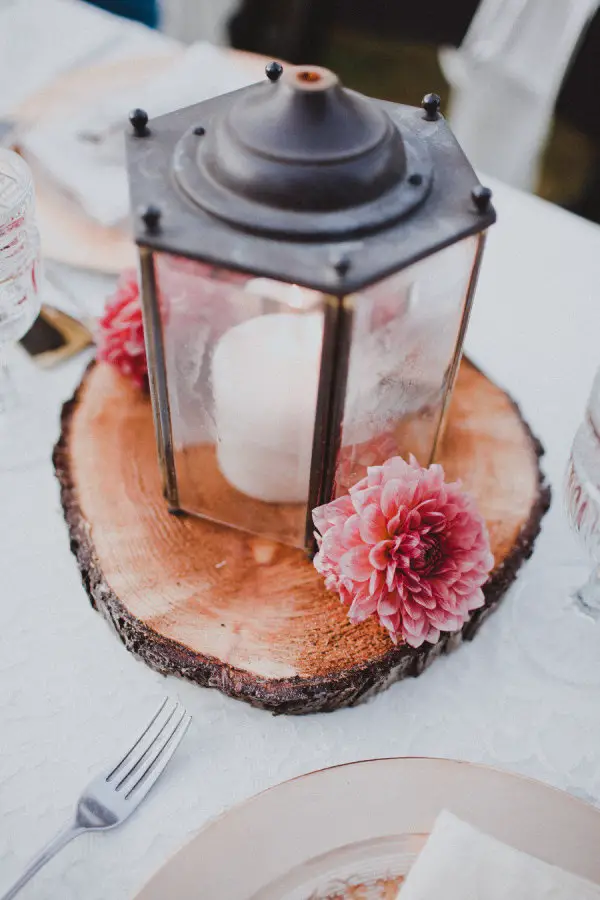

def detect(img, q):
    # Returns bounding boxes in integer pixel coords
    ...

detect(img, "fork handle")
[0,822,84,900]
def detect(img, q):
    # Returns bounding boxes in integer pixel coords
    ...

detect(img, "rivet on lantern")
[421,93,441,121]
[332,253,352,277]
[193,126,206,136]
[471,185,493,213]
[140,204,162,233]
[265,61,284,82]
[129,108,150,137]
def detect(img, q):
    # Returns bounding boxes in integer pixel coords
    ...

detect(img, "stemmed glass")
[0,149,42,469]
[514,366,600,685]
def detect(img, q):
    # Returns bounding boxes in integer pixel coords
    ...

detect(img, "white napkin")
[20,42,258,228]
[400,810,600,899]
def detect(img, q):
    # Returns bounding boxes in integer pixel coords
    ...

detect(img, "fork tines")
[107,698,191,800]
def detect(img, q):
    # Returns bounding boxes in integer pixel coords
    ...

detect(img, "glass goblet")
[0,149,43,470]
[514,366,600,685]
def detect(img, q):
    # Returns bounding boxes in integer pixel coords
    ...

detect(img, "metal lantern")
[125,64,495,555]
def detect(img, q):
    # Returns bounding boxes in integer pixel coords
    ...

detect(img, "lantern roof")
[126,65,495,294]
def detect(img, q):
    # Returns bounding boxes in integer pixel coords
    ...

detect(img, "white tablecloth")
[2,6,600,900]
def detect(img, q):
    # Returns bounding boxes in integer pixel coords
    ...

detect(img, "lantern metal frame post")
[138,246,179,511]
[304,293,354,554]
[430,231,488,463]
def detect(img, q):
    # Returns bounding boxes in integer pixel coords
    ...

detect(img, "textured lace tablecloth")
[1,14,600,897]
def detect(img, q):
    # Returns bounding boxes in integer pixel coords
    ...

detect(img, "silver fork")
[1,698,191,900]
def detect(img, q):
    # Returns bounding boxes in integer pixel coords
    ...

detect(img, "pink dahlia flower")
[313,455,494,647]
[96,269,148,390]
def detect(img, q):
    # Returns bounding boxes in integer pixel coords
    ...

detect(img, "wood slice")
[54,360,550,714]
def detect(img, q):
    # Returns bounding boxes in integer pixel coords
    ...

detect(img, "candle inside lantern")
[212,311,323,503]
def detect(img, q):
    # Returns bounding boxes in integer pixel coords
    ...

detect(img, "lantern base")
[54,360,550,715]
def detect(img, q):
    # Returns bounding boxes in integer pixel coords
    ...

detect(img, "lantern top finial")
[281,65,338,92]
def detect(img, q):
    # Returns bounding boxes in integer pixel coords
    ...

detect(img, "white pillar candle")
[212,312,323,503]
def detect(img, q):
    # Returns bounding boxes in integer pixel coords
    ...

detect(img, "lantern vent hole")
[297,70,321,83]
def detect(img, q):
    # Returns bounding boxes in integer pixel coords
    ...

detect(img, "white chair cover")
[440,0,599,191]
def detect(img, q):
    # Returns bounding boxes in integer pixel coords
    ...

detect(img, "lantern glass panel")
[334,235,480,497]
[154,252,326,548]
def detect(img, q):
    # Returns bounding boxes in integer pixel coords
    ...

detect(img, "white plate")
[135,757,600,899]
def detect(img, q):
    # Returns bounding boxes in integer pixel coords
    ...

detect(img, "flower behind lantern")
[96,269,147,390]
[313,455,494,647]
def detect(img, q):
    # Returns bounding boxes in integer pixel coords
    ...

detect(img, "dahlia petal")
[319,527,346,564]
[418,579,434,597]
[339,583,354,606]
[313,495,353,534]
[420,510,446,526]
[340,545,372,582]
[428,463,445,485]
[442,503,460,522]
[387,508,406,535]
[366,466,385,486]
[351,486,382,516]
[386,563,397,590]
[402,569,421,590]
[452,581,477,597]
[124,341,144,356]
[430,612,463,631]
[367,574,382,603]
[377,591,401,616]
[369,540,393,571]
[380,612,401,634]
[349,475,369,493]
[342,514,362,548]
[415,497,437,513]
[466,588,485,610]
[393,552,413,570]
[349,592,378,622]
[358,504,388,543]
[406,509,421,530]
[381,456,412,479]
[380,478,406,518]
[403,629,426,648]
[436,592,459,614]
[413,591,437,610]
[402,596,426,621]
[402,613,426,637]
